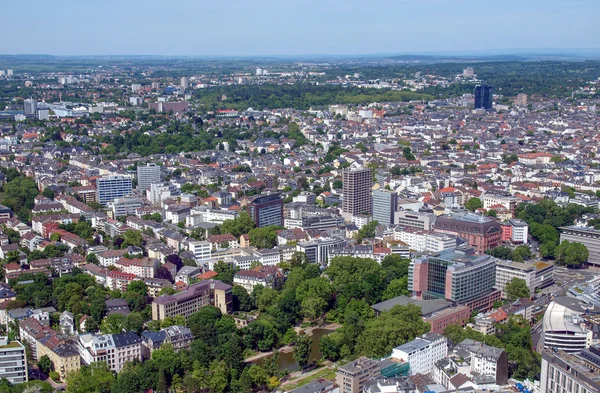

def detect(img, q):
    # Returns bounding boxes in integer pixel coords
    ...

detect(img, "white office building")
[137,163,162,192]
[543,297,593,353]
[391,333,447,375]
[147,183,181,206]
[108,197,142,217]
[509,219,528,244]
[296,236,346,265]
[188,241,211,262]
[97,175,133,206]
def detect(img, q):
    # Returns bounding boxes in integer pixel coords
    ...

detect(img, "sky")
[2,0,600,56]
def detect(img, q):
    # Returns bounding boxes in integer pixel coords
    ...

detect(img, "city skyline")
[2,0,599,56]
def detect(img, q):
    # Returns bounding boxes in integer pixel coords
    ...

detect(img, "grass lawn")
[283,367,337,391]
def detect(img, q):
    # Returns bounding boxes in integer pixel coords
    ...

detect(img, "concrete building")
[394,210,435,230]
[0,337,27,384]
[151,280,232,320]
[247,194,283,227]
[509,219,528,244]
[24,99,37,115]
[188,241,212,262]
[409,246,500,312]
[97,175,133,206]
[434,213,501,254]
[543,296,593,353]
[560,225,600,266]
[296,236,346,265]
[495,260,535,298]
[180,77,189,90]
[107,197,142,217]
[372,190,398,226]
[342,169,373,221]
[336,357,381,393]
[147,183,180,206]
[434,339,508,388]
[541,347,600,393]
[137,163,161,192]
[391,333,447,375]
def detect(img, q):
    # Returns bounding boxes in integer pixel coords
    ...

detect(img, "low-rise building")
[391,333,447,375]
[151,280,232,320]
[336,357,381,393]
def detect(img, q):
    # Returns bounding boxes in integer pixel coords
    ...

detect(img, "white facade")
[510,219,529,244]
[108,197,142,217]
[0,338,27,384]
[97,175,133,206]
[495,260,537,298]
[543,297,593,353]
[137,163,161,192]
[147,183,180,206]
[188,241,211,261]
[391,333,448,375]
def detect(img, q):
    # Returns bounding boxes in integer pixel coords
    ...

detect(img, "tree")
[42,188,55,199]
[381,277,409,300]
[505,278,530,301]
[293,334,312,370]
[289,251,308,268]
[555,240,588,267]
[295,277,333,321]
[512,245,532,262]
[357,221,378,241]
[86,253,99,265]
[127,281,148,297]
[38,354,53,374]
[465,197,483,211]
[125,312,144,334]
[248,226,280,249]
[220,212,255,237]
[232,285,254,312]
[122,230,143,248]
[100,313,126,334]
[357,305,429,357]
[327,256,381,288]
[66,362,115,393]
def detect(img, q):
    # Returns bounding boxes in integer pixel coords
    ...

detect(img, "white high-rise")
[137,163,161,192]
[97,175,133,206]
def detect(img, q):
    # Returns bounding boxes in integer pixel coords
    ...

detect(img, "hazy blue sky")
[3,0,600,55]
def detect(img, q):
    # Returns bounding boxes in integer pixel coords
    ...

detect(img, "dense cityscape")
[0,53,599,393]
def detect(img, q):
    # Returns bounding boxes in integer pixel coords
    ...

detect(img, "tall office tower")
[372,189,398,226]
[342,169,373,220]
[137,163,161,192]
[474,84,493,109]
[97,175,133,206]
[463,67,475,77]
[23,99,37,115]
[180,77,189,90]
[247,194,283,227]
[408,246,500,312]
[6,70,13,76]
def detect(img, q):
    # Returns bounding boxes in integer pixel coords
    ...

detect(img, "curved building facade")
[542,296,592,353]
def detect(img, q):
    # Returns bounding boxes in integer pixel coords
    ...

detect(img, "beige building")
[38,336,80,380]
[151,280,232,320]
[336,357,380,393]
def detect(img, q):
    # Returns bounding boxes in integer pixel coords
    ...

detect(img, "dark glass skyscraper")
[474,85,493,109]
